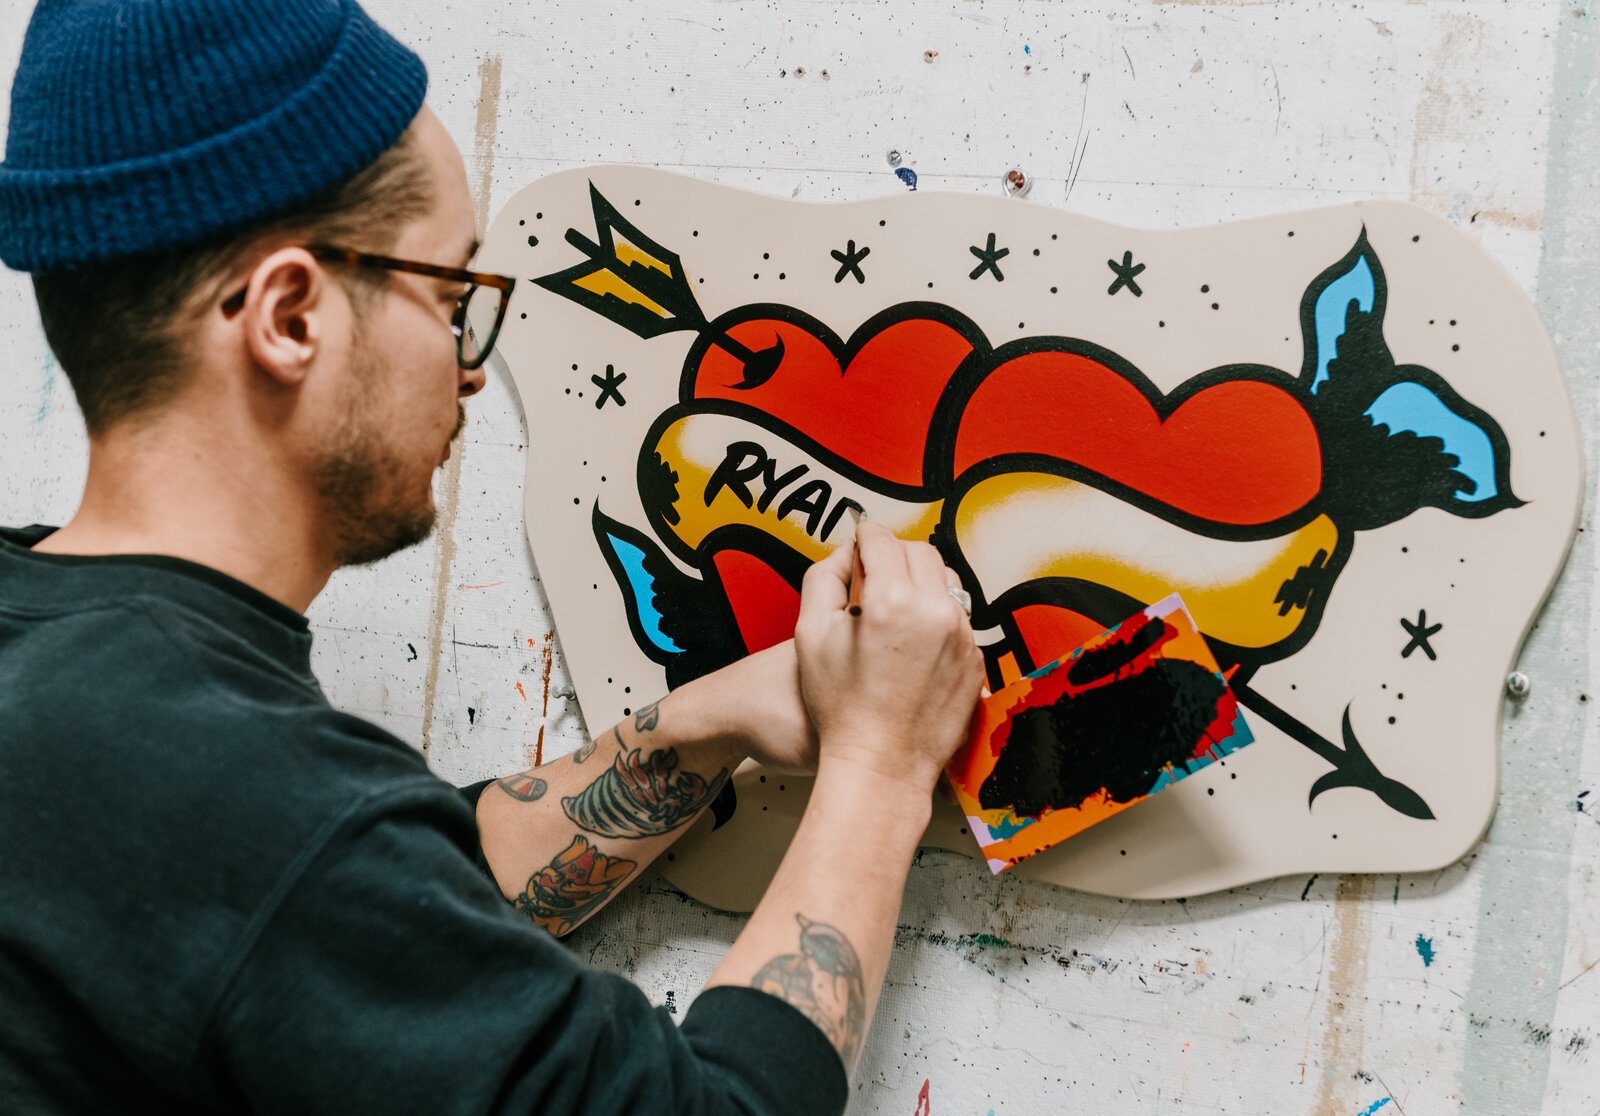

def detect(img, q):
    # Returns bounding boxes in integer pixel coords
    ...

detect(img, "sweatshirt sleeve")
[194,782,848,1116]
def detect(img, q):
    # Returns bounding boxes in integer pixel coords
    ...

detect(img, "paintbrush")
[846,506,866,616]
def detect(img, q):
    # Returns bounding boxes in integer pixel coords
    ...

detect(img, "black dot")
[960,827,968,836]
[1120,849,1127,856]
[600,475,606,482]
[927,282,934,288]
[1050,286,1058,294]
[633,199,641,207]
[762,805,769,811]
[535,212,543,219]
[692,230,699,237]
[759,774,767,783]
[754,273,760,279]
[624,686,631,693]
[1412,234,1420,242]
[667,853,675,861]
[572,363,578,370]
[1332,833,1339,840]
[1388,716,1397,725]
[1206,788,1215,796]
[698,278,704,284]
[778,784,785,791]
[572,497,579,504]
[1398,693,1405,700]
[527,235,538,247]
[518,219,525,226]
[1211,303,1219,310]
[779,273,786,280]
[607,677,613,683]
[1450,319,1457,326]
[1201,284,1210,293]
[1287,230,1295,237]
[1540,431,1547,437]
[1051,234,1058,240]
[763,252,770,259]
[1291,684,1298,690]
[1430,319,1436,325]
[623,707,631,715]
[1018,322,1025,329]
[520,312,527,319]
[1452,344,1460,352]
[564,388,571,395]
[879,219,887,226]
[1402,546,1408,553]
[1032,248,1041,256]
[1158,320,1165,327]
[1230,773,1237,779]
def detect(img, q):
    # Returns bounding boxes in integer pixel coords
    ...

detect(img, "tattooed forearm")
[512,835,636,936]
[494,772,547,802]
[561,746,728,839]
[750,914,867,1067]
[633,699,661,733]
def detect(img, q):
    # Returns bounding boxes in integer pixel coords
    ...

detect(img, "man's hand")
[794,522,985,794]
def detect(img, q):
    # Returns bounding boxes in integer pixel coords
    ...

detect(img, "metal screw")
[554,685,576,701]
[1002,167,1032,197]
[886,149,903,167]
[1506,671,1531,699]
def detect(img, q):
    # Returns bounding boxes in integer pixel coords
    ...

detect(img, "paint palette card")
[947,593,1254,873]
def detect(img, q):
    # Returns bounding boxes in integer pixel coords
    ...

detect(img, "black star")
[1400,610,1442,660]
[968,233,1009,281]
[1106,250,1146,297]
[591,364,626,410]
[830,239,870,284]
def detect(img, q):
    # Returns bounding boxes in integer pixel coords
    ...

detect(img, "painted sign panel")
[478,167,1581,909]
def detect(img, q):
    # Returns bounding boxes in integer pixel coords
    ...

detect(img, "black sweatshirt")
[0,526,846,1115]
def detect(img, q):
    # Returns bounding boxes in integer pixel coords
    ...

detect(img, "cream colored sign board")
[479,167,1582,911]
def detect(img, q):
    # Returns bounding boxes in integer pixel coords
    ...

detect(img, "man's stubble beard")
[312,325,464,568]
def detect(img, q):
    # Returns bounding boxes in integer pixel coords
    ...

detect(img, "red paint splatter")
[534,724,545,768]
[458,580,507,590]
[913,1078,930,1116]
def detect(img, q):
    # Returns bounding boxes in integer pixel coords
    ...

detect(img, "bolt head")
[887,149,903,167]
[1506,671,1532,698]
[1002,167,1032,197]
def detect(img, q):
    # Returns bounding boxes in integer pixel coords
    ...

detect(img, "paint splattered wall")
[1,3,1596,1113]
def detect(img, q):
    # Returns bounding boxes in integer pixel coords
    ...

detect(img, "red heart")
[692,315,974,489]
[953,351,1321,526]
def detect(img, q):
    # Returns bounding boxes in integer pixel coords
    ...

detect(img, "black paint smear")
[1065,615,1166,686]
[978,658,1227,818]
[639,450,682,528]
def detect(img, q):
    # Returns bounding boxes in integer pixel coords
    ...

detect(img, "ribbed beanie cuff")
[0,0,428,273]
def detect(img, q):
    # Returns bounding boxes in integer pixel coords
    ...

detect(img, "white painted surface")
[1,3,1595,1113]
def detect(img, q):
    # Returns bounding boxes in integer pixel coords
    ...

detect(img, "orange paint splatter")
[535,724,545,767]
[458,580,507,590]
[514,680,528,703]
[539,629,555,716]
[913,1078,930,1116]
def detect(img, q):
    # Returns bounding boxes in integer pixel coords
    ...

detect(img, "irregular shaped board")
[477,167,1582,910]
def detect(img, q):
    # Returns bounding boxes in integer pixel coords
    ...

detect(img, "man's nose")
[459,361,487,398]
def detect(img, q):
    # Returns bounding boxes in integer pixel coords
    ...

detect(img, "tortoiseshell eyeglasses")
[220,245,517,370]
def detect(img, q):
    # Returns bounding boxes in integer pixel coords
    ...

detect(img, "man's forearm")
[476,678,745,936]
[702,756,932,1070]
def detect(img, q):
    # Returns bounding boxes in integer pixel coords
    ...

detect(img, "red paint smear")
[711,550,802,653]
[913,1078,930,1116]
[459,580,507,590]
[535,724,545,767]
[953,351,1321,525]
[692,316,973,487]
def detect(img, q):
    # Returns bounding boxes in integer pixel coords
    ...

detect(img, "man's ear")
[239,247,332,385]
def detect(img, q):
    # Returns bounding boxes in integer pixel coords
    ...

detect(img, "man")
[0,1,984,1113]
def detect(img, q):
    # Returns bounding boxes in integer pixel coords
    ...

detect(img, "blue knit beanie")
[0,0,427,274]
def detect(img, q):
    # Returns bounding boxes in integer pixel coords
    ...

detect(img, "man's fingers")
[904,542,948,597]
[799,541,854,621]
[855,521,909,600]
